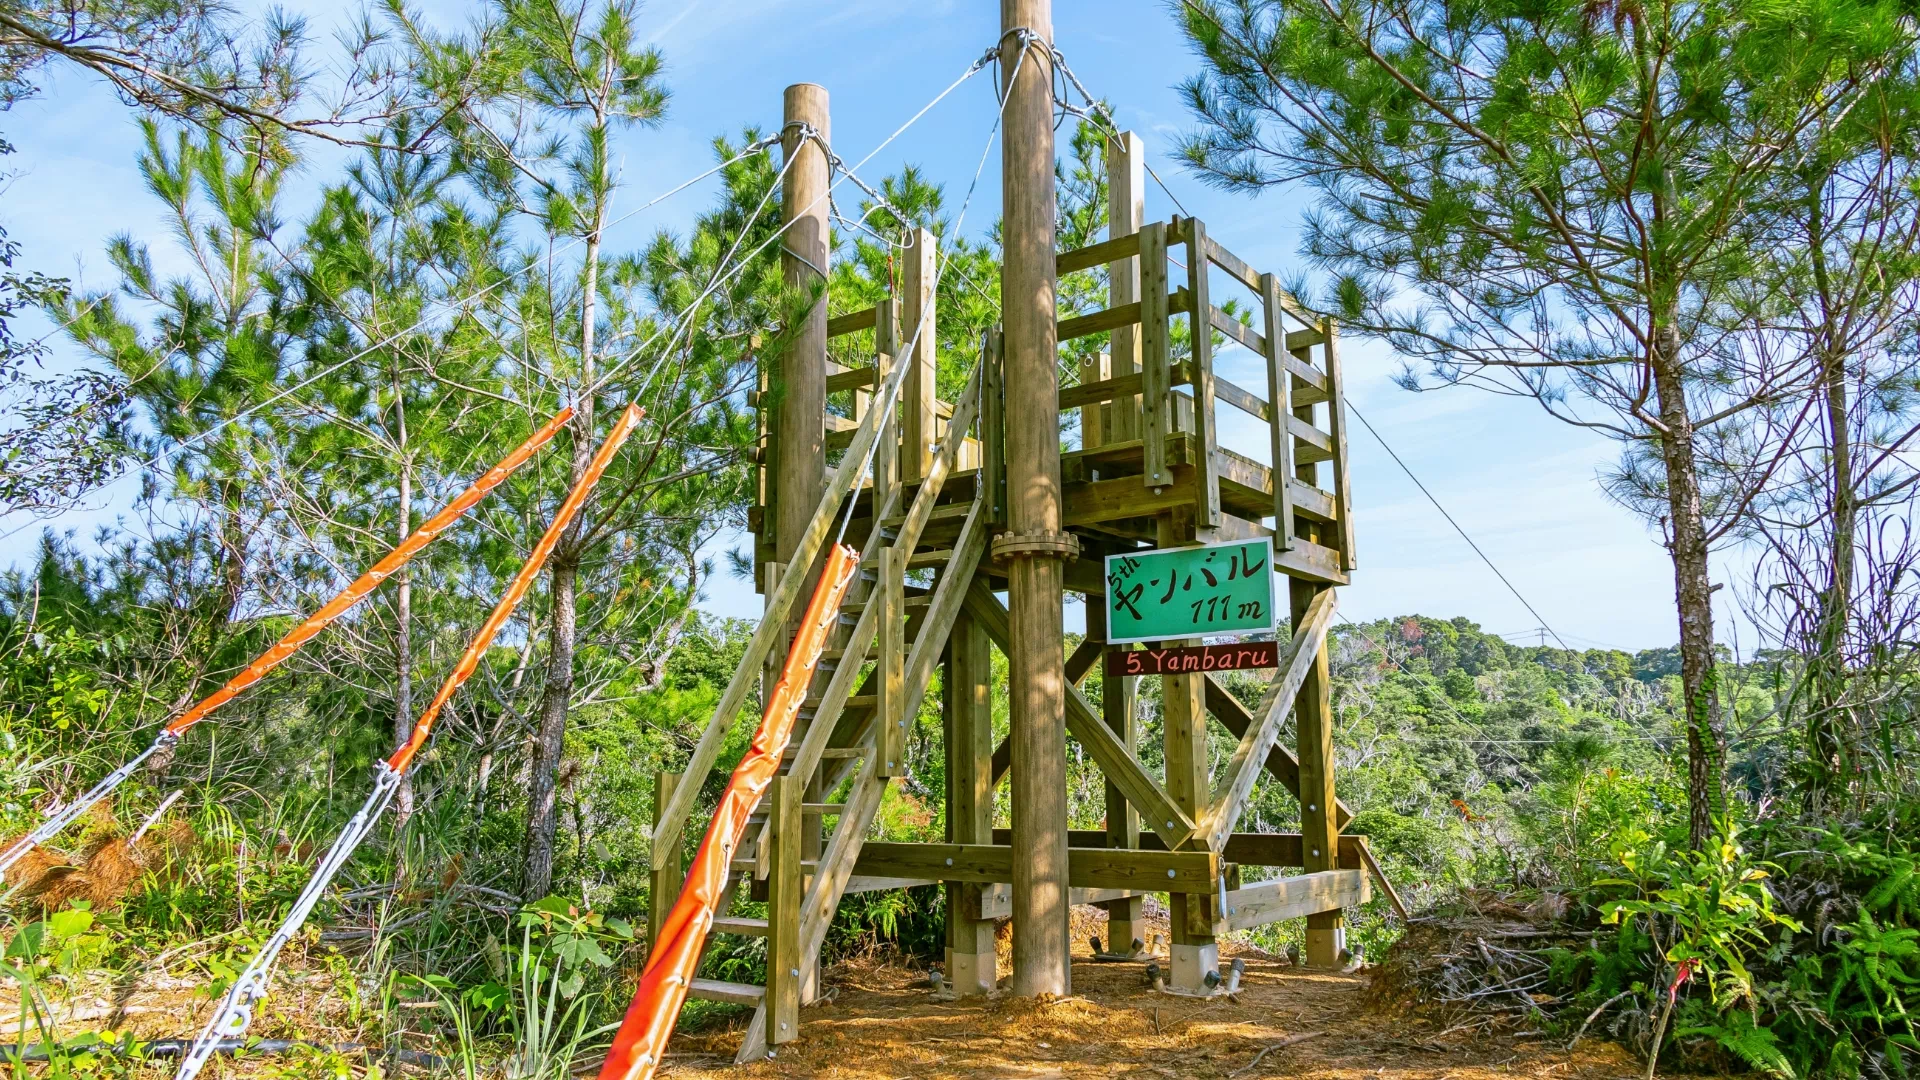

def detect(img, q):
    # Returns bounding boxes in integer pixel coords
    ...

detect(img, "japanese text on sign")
[1103,539,1275,645]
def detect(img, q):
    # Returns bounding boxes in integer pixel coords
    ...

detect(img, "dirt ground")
[659,938,1644,1080]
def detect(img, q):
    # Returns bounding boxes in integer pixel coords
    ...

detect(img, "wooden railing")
[1055,215,1355,581]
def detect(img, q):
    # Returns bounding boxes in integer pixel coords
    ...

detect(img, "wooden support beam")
[963,583,1197,851]
[877,546,906,777]
[765,775,802,1044]
[1210,305,1267,358]
[1056,230,1142,277]
[1263,273,1296,547]
[944,608,997,996]
[1203,235,1264,296]
[1224,870,1367,932]
[1213,375,1270,422]
[825,365,877,394]
[1140,221,1172,489]
[1203,674,1354,830]
[648,771,681,962]
[1323,320,1356,570]
[1294,579,1342,967]
[826,305,878,338]
[902,227,937,483]
[853,842,1220,893]
[1108,132,1143,444]
[1185,218,1220,528]
[1201,587,1338,852]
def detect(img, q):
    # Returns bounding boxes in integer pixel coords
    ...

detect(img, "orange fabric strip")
[387,405,643,775]
[163,408,575,737]
[597,543,861,1080]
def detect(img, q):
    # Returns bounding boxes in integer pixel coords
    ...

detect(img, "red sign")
[1105,640,1279,677]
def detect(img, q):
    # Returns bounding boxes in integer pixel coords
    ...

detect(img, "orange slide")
[598,542,861,1080]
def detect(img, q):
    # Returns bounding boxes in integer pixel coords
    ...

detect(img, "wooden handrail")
[1056,231,1143,277]
[652,324,920,856]
[826,306,879,338]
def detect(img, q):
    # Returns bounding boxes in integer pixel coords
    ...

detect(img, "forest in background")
[1,0,1919,1076]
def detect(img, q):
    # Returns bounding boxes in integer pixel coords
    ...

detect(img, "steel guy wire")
[596,46,1003,406]
[1342,397,1574,652]
[1046,43,1192,219]
[833,34,1034,550]
[0,136,783,544]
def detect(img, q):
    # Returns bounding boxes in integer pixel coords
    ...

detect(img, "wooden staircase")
[657,348,990,1063]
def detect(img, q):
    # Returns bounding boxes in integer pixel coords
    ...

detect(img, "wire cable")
[1343,397,1573,653]
[0,136,782,544]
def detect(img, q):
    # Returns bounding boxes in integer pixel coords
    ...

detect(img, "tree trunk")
[1650,324,1726,849]
[522,555,578,898]
[1804,186,1854,812]
[393,453,415,829]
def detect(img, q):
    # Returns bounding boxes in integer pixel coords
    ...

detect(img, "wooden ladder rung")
[906,548,953,569]
[802,802,847,815]
[821,645,877,663]
[729,858,819,874]
[880,503,970,529]
[711,915,770,937]
[687,978,765,1006]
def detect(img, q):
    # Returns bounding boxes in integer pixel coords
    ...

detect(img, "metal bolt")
[1165,820,1174,829]
[1312,848,1321,858]
[945,857,954,866]
[780,1023,789,1031]
[1166,869,1176,879]
[790,968,799,977]
[1308,803,1317,812]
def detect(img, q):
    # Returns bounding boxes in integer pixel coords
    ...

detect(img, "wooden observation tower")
[646,1,1395,1060]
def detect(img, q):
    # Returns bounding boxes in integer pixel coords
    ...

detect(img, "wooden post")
[902,227,938,483]
[1159,515,1217,991]
[1087,604,1142,955]
[648,771,682,961]
[775,84,831,582]
[877,546,906,777]
[1323,320,1356,570]
[944,613,998,995]
[1108,131,1144,443]
[1184,218,1221,528]
[999,0,1071,999]
[766,774,803,1043]
[1260,275,1295,548]
[1078,351,1110,449]
[1139,222,1172,489]
[1294,577,1342,965]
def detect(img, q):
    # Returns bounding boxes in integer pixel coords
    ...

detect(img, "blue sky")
[0,0,1754,652]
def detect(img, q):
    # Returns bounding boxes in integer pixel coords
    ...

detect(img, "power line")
[1344,397,1574,653]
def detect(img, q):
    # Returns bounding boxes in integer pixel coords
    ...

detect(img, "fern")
[1676,1007,1796,1079]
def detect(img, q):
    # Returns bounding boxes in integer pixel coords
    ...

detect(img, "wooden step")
[712,915,770,937]
[880,503,969,530]
[803,802,847,815]
[688,978,764,1007]
[907,548,954,569]
[821,645,877,663]
[781,746,865,761]
[729,857,819,874]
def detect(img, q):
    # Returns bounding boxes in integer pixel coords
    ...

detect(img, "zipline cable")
[173,405,644,1080]
[1343,398,1573,652]
[0,408,576,878]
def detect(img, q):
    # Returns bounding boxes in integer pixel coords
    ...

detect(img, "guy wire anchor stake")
[1224,958,1245,995]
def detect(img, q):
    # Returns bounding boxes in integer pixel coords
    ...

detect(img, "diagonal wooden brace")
[962,583,1198,851]
[1199,588,1337,853]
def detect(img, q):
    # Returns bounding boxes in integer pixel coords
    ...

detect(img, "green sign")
[1103,539,1276,645]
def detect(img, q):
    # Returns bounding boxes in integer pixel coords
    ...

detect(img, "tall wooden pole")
[996,0,1071,998]
[776,81,831,1002]
[775,84,831,578]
